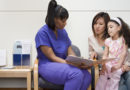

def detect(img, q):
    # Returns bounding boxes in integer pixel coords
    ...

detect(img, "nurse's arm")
[67,46,76,56]
[40,46,66,63]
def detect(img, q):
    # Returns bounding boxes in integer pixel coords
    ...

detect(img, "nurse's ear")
[54,18,67,30]
[54,18,58,24]
[54,18,59,29]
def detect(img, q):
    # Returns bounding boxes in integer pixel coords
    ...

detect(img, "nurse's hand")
[79,63,93,69]
[66,61,92,69]
[66,61,81,68]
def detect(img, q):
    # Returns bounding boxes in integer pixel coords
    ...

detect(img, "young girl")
[96,17,130,90]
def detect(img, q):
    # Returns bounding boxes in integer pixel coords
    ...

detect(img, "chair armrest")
[34,59,39,90]
[95,65,99,87]
[88,65,99,90]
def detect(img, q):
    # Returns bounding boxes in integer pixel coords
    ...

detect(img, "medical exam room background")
[0,0,130,88]
[0,0,130,67]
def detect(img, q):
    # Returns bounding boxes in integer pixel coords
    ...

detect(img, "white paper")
[1,66,15,69]
[0,49,6,66]
[22,41,32,54]
[13,41,22,54]
[13,40,32,54]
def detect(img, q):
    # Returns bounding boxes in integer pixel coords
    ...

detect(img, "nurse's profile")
[35,0,91,90]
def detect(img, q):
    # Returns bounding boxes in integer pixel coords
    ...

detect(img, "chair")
[33,45,81,90]
[90,65,99,90]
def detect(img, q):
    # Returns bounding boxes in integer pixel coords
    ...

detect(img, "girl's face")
[107,21,121,37]
[94,17,106,35]
[54,18,67,30]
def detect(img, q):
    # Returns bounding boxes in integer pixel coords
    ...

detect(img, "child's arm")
[111,44,128,72]
[118,44,128,66]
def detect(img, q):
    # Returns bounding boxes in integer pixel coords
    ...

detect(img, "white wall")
[0,0,130,87]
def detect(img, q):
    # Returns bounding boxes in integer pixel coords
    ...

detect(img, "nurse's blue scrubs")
[35,25,91,90]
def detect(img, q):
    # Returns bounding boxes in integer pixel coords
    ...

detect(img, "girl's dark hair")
[110,17,130,48]
[45,0,69,30]
[92,12,110,40]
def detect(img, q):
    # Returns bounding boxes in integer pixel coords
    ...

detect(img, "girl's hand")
[90,51,97,59]
[111,63,122,72]
[100,64,108,75]
[122,65,130,72]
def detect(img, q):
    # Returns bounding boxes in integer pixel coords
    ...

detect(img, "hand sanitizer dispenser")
[13,41,22,66]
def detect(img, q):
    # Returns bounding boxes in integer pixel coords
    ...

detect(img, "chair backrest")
[71,45,81,57]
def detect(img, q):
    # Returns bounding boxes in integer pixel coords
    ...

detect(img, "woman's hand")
[90,51,97,59]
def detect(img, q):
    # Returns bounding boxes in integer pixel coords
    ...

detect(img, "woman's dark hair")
[110,17,130,48]
[92,12,110,40]
[45,0,69,30]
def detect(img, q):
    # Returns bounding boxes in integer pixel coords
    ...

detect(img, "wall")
[0,0,130,87]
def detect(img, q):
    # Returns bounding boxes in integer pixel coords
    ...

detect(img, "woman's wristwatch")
[98,64,102,71]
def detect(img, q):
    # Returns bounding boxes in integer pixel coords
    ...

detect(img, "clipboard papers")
[13,40,32,66]
[0,49,6,66]
[66,55,115,66]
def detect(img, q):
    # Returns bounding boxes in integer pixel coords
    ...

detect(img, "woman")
[96,17,130,90]
[88,12,130,90]
[88,12,110,90]
[35,0,91,90]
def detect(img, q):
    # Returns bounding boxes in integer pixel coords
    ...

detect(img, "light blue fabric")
[119,71,130,90]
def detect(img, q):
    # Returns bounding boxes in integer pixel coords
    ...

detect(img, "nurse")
[35,0,91,90]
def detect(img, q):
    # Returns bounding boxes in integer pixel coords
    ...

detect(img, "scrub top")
[35,24,71,65]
